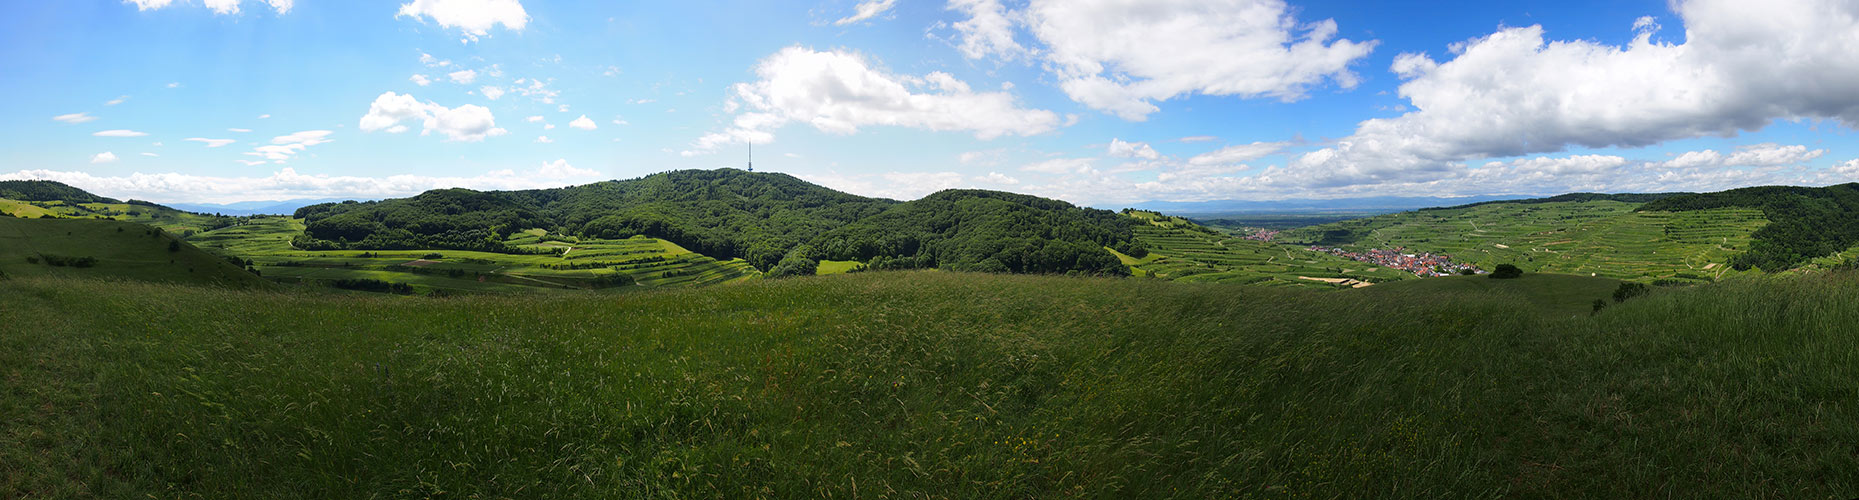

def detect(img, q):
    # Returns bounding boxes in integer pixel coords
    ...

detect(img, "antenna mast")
[747,141,754,172]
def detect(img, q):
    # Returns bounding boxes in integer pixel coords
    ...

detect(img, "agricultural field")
[1124,211,1419,288]
[7,270,1859,497]
[1278,200,1770,283]
[186,216,760,294]
[815,259,863,275]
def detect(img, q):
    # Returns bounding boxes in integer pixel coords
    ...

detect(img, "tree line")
[1641,183,1859,271]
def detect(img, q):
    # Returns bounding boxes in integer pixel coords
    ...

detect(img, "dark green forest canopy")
[1640,183,1859,271]
[291,171,1144,275]
[0,180,121,204]
[811,189,1144,276]
[1427,192,1683,211]
[295,170,895,267]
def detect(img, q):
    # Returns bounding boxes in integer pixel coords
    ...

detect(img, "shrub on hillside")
[36,254,98,268]
[329,278,414,295]
[1613,282,1650,303]
[1490,264,1523,279]
[766,245,820,279]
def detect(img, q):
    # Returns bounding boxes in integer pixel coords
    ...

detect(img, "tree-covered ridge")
[1427,192,1682,211]
[520,169,894,270]
[293,170,1144,276]
[294,188,548,253]
[810,189,1144,276]
[0,180,121,204]
[294,169,897,270]
[1639,183,1859,271]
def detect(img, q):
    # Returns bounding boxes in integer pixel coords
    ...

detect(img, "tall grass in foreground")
[3,272,1857,498]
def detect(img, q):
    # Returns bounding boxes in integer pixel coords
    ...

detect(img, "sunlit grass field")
[5,270,1856,498]
[1278,201,1770,283]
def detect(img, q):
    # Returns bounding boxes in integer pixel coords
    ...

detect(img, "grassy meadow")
[0,216,268,288]
[1278,201,1770,283]
[5,270,1857,498]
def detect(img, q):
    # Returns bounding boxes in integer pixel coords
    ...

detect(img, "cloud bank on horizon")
[3,0,1858,205]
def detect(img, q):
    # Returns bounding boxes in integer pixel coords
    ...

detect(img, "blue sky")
[4,0,1857,206]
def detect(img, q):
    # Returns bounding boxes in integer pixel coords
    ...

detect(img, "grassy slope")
[0,216,268,288]
[5,271,1857,498]
[1278,200,1769,282]
[1361,273,1622,317]
[1,198,228,234]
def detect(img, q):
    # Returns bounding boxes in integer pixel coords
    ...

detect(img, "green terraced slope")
[1278,200,1769,283]
[187,216,759,294]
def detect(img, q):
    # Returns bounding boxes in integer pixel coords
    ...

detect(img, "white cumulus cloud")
[947,0,1027,61]
[1288,0,1859,192]
[90,152,118,164]
[129,0,290,14]
[979,0,1378,120]
[1106,138,1160,160]
[686,46,1060,155]
[0,164,605,204]
[397,0,530,41]
[447,69,477,84]
[480,86,505,100]
[358,91,508,142]
[568,115,597,130]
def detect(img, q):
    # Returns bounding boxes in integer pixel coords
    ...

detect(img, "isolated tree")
[1612,282,1650,303]
[1490,264,1523,279]
[1459,268,1477,276]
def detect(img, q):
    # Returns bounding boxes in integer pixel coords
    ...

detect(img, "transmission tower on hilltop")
[747,141,754,172]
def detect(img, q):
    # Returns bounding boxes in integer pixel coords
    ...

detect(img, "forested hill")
[0,180,122,204]
[294,169,893,269]
[1640,183,1859,271]
[1428,192,1682,211]
[807,189,1144,276]
[290,170,1145,275]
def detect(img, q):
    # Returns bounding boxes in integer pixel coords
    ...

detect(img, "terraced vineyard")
[1122,212,1417,288]
[1278,201,1769,282]
[188,217,760,293]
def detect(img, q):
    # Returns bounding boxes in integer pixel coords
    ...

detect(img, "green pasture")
[6,270,1859,497]
[0,216,267,288]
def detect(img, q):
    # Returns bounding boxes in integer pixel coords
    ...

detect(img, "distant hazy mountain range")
[166,198,372,216]
[1119,195,1538,216]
